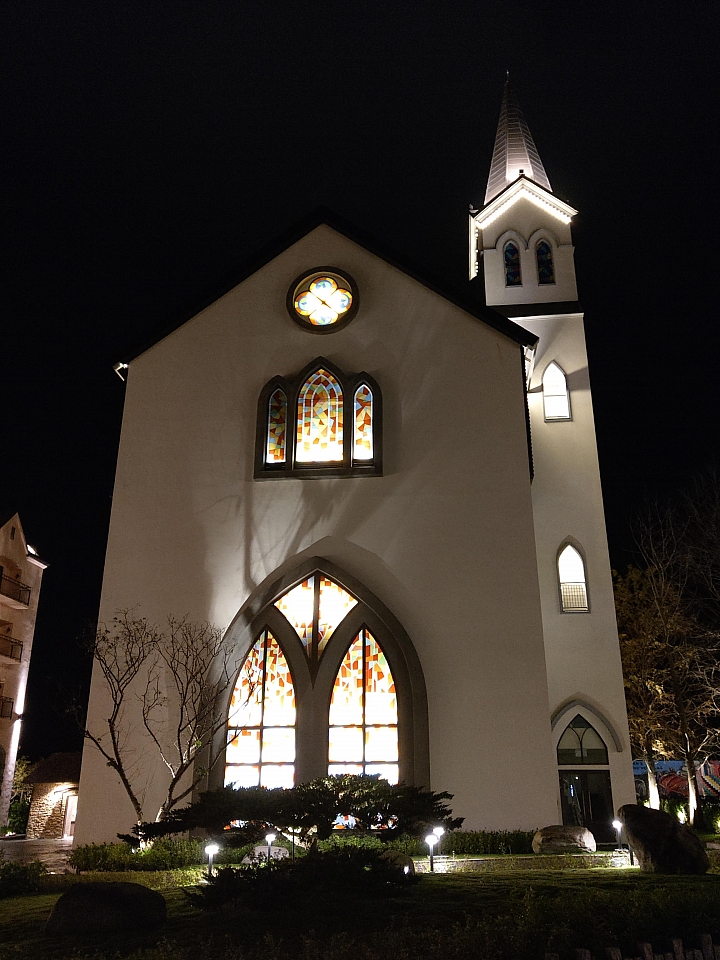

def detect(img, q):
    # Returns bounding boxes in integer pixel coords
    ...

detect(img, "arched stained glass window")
[274,575,358,671]
[353,385,373,461]
[328,629,399,784]
[504,241,522,286]
[558,544,588,612]
[266,388,287,463]
[557,715,608,765]
[536,240,555,284]
[296,369,344,463]
[542,362,571,420]
[225,630,296,789]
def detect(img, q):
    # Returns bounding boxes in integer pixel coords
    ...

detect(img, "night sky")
[4,2,719,759]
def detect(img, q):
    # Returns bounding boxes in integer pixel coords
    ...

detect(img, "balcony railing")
[560,582,589,612]
[0,698,14,719]
[0,575,30,606]
[0,636,22,661]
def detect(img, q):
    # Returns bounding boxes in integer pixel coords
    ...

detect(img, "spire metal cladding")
[484,81,552,205]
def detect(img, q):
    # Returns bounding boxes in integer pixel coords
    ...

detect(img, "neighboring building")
[0,512,46,826]
[25,752,81,839]
[76,83,635,845]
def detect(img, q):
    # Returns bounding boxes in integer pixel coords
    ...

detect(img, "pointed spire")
[484,78,552,205]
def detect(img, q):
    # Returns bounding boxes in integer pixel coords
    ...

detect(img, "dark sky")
[4,1,719,758]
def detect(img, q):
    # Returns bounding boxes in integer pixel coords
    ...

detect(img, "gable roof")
[26,752,82,785]
[117,207,537,366]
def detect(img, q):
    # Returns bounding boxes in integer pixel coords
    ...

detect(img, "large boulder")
[619,804,710,874]
[532,825,596,854]
[46,881,166,935]
[380,849,415,875]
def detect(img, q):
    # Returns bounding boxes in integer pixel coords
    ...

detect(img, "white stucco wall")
[75,224,561,843]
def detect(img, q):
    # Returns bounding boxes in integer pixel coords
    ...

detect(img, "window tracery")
[255,360,381,479]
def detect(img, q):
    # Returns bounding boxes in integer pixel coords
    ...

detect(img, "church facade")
[75,85,635,844]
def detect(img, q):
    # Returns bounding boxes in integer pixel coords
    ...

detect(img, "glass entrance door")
[559,770,614,843]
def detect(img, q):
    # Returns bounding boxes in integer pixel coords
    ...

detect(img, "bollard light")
[265,832,276,862]
[205,842,220,879]
[425,833,438,872]
[612,819,622,849]
[433,825,445,856]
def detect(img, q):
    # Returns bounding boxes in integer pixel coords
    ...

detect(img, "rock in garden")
[45,881,166,935]
[380,849,415,874]
[532,825,596,854]
[619,804,709,875]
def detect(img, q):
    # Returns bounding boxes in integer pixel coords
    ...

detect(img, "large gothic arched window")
[222,561,428,791]
[255,359,382,479]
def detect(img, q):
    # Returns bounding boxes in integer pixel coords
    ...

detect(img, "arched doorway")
[557,713,614,843]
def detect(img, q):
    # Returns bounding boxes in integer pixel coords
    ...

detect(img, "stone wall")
[26,783,72,839]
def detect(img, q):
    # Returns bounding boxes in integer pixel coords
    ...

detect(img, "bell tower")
[470,79,636,834]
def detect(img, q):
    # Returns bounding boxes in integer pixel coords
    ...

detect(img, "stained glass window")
[536,240,555,285]
[293,274,353,327]
[543,362,571,420]
[558,544,588,612]
[225,630,296,789]
[353,385,373,461]
[266,388,287,464]
[557,715,608,765]
[504,241,522,286]
[296,369,344,463]
[328,629,399,784]
[274,575,358,672]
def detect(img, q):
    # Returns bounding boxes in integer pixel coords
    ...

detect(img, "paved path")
[0,839,73,872]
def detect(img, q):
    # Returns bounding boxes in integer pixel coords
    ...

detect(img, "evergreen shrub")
[7,799,30,834]
[0,860,47,898]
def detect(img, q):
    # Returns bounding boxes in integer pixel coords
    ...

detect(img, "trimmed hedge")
[0,860,47,898]
[388,830,535,856]
[69,838,253,873]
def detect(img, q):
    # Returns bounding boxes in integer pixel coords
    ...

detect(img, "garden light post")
[433,826,445,856]
[205,842,219,879]
[265,832,276,862]
[425,833,438,872]
[612,819,622,849]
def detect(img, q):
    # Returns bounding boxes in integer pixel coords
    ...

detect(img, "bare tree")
[83,612,241,825]
[82,611,160,825]
[142,616,240,822]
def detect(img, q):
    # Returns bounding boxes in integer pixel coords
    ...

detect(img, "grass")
[2,866,720,959]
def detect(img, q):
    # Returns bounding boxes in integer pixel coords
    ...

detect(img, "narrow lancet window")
[542,362,571,420]
[353,384,373,461]
[266,388,287,463]
[296,369,344,463]
[558,544,588,612]
[536,240,555,284]
[504,241,522,286]
[328,629,399,783]
[225,630,296,789]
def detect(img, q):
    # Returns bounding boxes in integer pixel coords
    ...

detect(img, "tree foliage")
[127,774,463,846]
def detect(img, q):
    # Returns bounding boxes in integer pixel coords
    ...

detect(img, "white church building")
[75,82,636,845]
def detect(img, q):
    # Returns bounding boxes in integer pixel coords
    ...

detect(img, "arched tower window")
[542,362,571,421]
[504,241,522,286]
[226,630,296,789]
[255,360,382,479]
[296,369,344,463]
[329,628,399,784]
[557,544,588,612]
[536,240,555,284]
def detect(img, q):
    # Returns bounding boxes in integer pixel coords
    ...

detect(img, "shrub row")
[69,838,254,873]
[387,829,535,856]
[0,860,47,898]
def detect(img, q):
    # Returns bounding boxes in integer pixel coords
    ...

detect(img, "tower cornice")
[473,176,578,231]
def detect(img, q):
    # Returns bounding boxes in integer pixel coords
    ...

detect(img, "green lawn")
[2,867,720,959]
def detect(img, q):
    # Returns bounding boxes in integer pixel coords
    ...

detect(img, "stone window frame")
[207,558,429,792]
[254,356,383,480]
